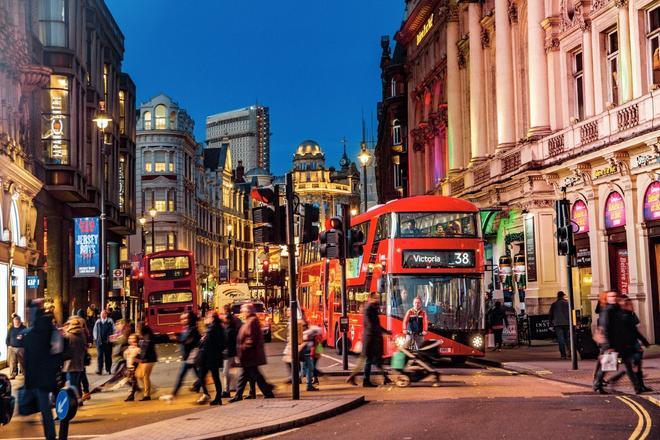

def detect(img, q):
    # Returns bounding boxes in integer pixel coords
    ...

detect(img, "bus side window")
[375,215,390,241]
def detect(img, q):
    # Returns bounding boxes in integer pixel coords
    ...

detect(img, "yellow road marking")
[641,395,660,408]
[617,395,652,440]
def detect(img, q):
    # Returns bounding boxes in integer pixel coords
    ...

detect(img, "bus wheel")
[395,375,411,387]
[450,356,467,365]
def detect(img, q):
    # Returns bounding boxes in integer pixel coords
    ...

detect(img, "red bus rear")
[143,250,198,337]
[299,195,486,361]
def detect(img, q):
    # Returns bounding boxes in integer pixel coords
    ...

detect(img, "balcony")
[451,89,660,197]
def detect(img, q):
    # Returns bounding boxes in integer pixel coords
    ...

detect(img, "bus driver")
[402,297,428,350]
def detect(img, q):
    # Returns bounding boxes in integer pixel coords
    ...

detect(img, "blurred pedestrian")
[6,315,26,379]
[282,308,305,385]
[549,291,570,359]
[110,307,122,323]
[196,311,226,405]
[123,333,141,401]
[93,310,114,375]
[135,322,157,401]
[229,303,274,402]
[62,313,88,400]
[222,304,242,397]
[361,292,392,387]
[487,301,508,352]
[301,325,322,391]
[22,299,58,440]
[160,312,202,402]
[76,309,92,401]
[593,291,620,394]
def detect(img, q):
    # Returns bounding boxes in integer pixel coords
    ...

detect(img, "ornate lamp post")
[138,214,147,254]
[149,207,157,252]
[358,146,372,212]
[227,223,233,281]
[93,108,111,311]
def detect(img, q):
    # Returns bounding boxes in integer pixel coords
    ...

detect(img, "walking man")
[6,315,26,379]
[93,309,114,375]
[229,303,274,402]
[362,292,391,387]
[549,291,570,359]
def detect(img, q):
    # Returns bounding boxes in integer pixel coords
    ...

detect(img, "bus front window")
[388,275,483,331]
[396,212,477,238]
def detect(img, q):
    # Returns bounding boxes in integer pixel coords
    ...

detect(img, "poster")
[571,200,589,233]
[617,249,629,295]
[524,217,537,282]
[643,181,660,221]
[74,217,100,277]
[604,192,626,229]
[218,258,228,282]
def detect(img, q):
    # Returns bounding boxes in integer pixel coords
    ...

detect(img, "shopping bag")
[391,351,406,370]
[600,351,618,372]
[487,332,495,349]
[17,387,39,416]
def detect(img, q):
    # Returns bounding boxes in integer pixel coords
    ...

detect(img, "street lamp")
[93,108,111,312]
[227,223,233,281]
[138,214,147,254]
[358,145,372,212]
[149,207,157,252]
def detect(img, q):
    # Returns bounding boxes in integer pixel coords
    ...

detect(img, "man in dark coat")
[196,311,226,405]
[229,303,274,402]
[23,299,58,440]
[6,315,26,379]
[160,312,202,402]
[594,291,621,393]
[362,292,391,387]
[93,310,114,374]
[549,291,570,359]
[222,304,242,397]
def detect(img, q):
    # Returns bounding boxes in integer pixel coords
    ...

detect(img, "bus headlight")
[471,335,484,349]
[395,335,407,348]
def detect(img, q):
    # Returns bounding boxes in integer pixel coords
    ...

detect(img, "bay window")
[38,0,67,47]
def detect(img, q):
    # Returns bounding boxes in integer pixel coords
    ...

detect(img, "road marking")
[617,395,652,440]
[641,395,660,408]
[2,436,102,439]
[321,353,356,367]
[254,427,300,439]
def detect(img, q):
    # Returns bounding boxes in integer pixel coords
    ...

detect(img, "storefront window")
[604,192,626,229]
[42,75,70,164]
[643,181,660,221]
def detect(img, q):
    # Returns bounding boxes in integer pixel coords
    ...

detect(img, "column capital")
[448,4,459,22]
[614,0,629,8]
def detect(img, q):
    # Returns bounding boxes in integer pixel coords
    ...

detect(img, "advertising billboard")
[74,217,100,277]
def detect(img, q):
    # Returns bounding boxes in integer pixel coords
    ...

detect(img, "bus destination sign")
[402,250,475,269]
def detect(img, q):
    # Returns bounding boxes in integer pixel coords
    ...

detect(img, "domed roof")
[245,166,269,177]
[294,140,324,159]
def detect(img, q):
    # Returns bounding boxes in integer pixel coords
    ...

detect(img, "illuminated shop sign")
[643,181,660,221]
[416,13,434,45]
[42,75,69,165]
[119,155,126,211]
[74,217,100,277]
[593,165,618,179]
[571,200,589,233]
[604,192,626,229]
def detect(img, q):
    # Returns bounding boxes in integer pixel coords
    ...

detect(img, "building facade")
[375,35,409,203]
[206,105,270,173]
[0,0,48,363]
[389,0,660,343]
[36,0,136,323]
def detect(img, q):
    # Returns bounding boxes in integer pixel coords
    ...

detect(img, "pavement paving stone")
[98,395,364,440]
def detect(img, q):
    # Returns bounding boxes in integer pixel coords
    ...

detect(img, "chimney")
[236,160,245,182]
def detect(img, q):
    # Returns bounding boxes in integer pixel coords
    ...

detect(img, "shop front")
[604,191,629,295]
[571,200,593,316]
[643,181,660,342]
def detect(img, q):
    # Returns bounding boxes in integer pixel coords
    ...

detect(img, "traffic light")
[320,217,343,259]
[301,204,320,244]
[555,199,575,256]
[347,227,365,258]
[251,186,286,245]
[262,259,270,284]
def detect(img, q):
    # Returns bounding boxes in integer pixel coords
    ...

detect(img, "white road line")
[321,353,356,367]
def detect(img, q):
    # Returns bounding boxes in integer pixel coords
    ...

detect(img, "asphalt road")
[2,333,659,440]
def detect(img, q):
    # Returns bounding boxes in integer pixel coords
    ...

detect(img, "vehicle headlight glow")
[471,335,484,349]
[395,335,407,348]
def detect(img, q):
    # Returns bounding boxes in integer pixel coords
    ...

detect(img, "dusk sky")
[106,0,404,175]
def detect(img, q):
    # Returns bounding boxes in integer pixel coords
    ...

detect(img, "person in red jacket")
[402,297,428,350]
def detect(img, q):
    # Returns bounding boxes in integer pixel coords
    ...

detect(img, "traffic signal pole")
[340,204,349,371]
[566,253,578,370]
[556,191,578,370]
[285,173,300,399]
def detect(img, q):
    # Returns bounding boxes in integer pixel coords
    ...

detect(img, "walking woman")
[62,313,88,400]
[488,301,508,351]
[136,322,158,400]
[197,311,226,405]
[222,304,242,397]
[161,312,202,402]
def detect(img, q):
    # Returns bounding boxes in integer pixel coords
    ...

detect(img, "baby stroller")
[389,340,443,387]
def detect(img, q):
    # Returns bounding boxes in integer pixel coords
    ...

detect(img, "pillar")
[468,2,487,164]
[527,0,551,136]
[446,8,464,171]
[628,0,643,98]
[618,2,633,103]
[495,0,516,151]
[582,22,595,117]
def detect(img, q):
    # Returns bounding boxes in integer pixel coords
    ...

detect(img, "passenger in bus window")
[434,224,445,237]
[401,220,418,237]
[446,221,461,236]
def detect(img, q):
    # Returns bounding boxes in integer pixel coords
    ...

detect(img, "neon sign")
[571,200,589,233]
[604,192,626,229]
[416,13,434,45]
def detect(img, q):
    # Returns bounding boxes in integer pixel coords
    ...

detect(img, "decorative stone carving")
[448,4,459,22]
[481,29,490,48]
[508,0,518,24]
[457,50,467,69]
[545,37,560,53]
[614,0,628,8]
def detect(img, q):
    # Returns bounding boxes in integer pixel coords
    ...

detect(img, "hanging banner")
[571,200,589,233]
[617,249,629,295]
[74,217,100,277]
[218,258,229,282]
[643,181,660,221]
[604,192,626,229]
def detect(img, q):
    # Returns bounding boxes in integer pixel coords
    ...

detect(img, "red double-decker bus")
[143,250,198,337]
[299,195,486,361]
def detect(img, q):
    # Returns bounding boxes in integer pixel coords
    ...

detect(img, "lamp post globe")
[357,146,372,212]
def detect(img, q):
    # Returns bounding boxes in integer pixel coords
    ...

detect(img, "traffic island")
[96,395,365,440]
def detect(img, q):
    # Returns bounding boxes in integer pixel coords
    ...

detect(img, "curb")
[206,396,366,440]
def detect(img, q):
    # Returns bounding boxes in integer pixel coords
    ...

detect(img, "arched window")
[169,111,176,129]
[143,111,152,130]
[155,105,167,129]
[390,78,397,97]
[392,119,402,145]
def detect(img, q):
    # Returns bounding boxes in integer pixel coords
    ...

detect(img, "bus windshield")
[388,275,483,330]
[148,255,191,279]
[148,290,193,304]
[397,212,477,238]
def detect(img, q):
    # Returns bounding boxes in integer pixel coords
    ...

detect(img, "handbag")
[186,347,202,366]
[17,387,39,416]
[600,351,618,372]
[84,351,92,366]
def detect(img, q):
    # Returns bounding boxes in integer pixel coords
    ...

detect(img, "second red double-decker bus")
[299,195,486,361]
[143,250,198,337]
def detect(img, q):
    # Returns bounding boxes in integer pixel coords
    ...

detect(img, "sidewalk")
[98,396,364,440]
[471,343,660,394]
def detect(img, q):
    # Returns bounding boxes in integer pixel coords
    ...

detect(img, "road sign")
[112,269,123,289]
[26,276,39,289]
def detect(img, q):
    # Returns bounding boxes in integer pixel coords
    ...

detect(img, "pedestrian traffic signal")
[347,227,365,258]
[555,199,575,256]
[320,216,344,259]
[301,204,320,244]
[252,185,286,245]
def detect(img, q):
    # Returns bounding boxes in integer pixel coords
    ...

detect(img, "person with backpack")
[93,310,114,375]
[402,296,428,350]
